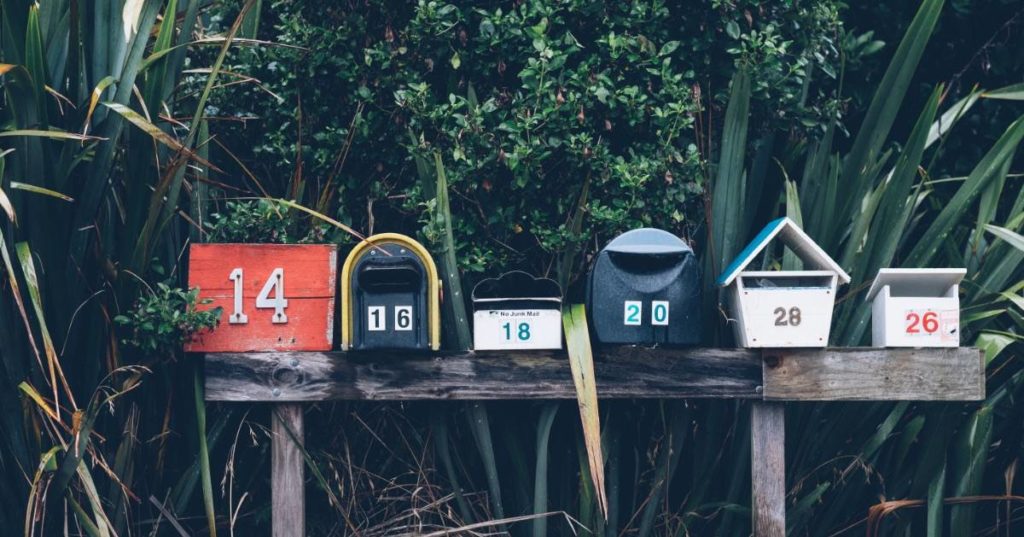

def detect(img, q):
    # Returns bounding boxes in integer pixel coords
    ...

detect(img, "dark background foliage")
[206,0,844,289]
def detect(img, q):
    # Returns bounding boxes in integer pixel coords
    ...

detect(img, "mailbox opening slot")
[738,271,835,290]
[607,250,686,272]
[358,263,423,292]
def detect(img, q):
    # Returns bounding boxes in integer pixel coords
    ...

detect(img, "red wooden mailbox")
[185,244,338,352]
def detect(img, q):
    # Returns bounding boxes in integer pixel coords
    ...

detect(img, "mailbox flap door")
[351,247,429,350]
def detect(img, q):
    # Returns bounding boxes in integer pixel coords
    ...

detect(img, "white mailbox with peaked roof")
[866,268,965,348]
[718,217,851,348]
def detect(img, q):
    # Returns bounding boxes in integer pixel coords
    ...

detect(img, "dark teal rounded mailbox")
[585,228,701,345]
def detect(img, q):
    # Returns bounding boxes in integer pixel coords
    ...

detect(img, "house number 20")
[228,268,289,324]
[624,301,670,326]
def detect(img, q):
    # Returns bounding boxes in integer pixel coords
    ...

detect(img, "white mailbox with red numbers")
[718,217,851,348]
[866,268,965,348]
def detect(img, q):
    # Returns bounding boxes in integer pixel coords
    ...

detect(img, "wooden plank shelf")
[203,346,984,537]
[203,346,984,402]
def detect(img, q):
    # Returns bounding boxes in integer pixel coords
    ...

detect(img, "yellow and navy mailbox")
[341,233,441,351]
[586,228,702,345]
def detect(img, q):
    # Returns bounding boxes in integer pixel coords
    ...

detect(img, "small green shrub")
[205,199,329,243]
[115,283,222,355]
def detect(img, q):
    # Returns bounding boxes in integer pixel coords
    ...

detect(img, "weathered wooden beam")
[204,347,984,402]
[762,347,984,401]
[751,401,785,537]
[204,347,764,401]
[272,403,305,537]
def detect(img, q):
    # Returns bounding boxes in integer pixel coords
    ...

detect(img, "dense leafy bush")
[115,284,222,354]
[205,198,330,243]
[210,0,843,283]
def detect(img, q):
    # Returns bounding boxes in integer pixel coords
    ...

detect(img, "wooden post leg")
[751,401,785,537]
[272,403,305,537]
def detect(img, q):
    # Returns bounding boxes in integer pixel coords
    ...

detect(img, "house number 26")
[228,268,289,324]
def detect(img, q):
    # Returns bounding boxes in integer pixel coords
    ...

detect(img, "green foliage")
[0,0,251,534]
[210,0,843,283]
[115,284,222,354]
[206,198,331,242]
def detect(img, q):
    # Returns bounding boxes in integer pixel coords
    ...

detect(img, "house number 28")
[228,268,289,324]
[773,307,801,326]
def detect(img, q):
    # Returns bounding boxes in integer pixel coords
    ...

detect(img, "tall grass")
[0,0,254,534]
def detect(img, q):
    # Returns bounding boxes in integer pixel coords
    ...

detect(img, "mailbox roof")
[603,228,692,255]
[717,217,851,287]
[866,268,966,301]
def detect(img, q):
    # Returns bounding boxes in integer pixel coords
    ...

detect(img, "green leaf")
[467,403,506,527]
[15,242,70,418]
[926,460,946,537]
[100,103,217,170]
[975,331,1015,365]
[25,5,49,128]
[709,67,751,273]
[982,82,1024,101]
[533,402,560,537]
[906,116,1024,266]
[563,304,607,518]
[725,21,740,39]
[782,178,804,270]
[926,91,979,148]
[837,0,943,218]
[984,224,1024,253]
[143,0,179,111]
[194,367,217,537]
[431,152,472,350]
[9,181,74,202]
[0,129,97,141]
[950,405,994,534]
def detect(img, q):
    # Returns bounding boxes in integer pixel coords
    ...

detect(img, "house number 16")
[228,267,289,324]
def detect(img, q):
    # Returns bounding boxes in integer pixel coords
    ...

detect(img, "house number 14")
[228,267,289,324]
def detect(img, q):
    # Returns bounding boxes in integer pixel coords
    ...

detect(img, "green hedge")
[210,0,842,284]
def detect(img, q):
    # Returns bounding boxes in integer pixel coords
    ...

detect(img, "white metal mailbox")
[471,271,563,351]
[866,268,965,348]
[717,217,851,348]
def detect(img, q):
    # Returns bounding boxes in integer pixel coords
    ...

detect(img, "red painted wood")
[185,244,338,352]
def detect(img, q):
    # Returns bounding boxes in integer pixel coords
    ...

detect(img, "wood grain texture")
[204,347,763,401]
[272,403,305,537]
[751,402,785,537]
[186,244,337,352]
[762,347,984,401]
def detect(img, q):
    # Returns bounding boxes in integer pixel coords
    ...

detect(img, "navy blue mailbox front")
[586,228,701,345]
[340,233,441,351]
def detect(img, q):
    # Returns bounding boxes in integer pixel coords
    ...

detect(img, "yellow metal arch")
[340,233,441,350]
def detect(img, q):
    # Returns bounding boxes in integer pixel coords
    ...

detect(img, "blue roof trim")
[716,217,787,286]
